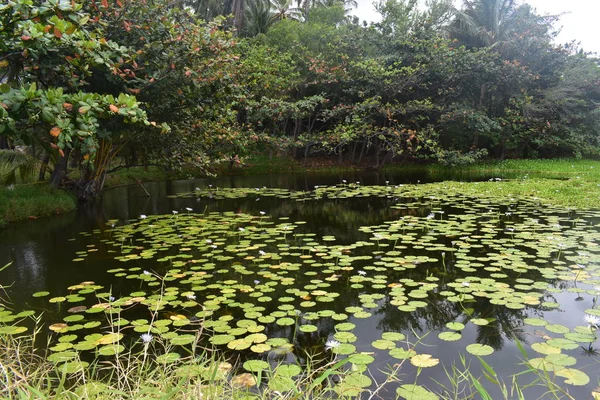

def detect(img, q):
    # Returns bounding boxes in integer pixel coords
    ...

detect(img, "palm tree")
[449,0,553,148]
[450,0,527,55]
[232,0,246,31]
[271,0,303,21]
[0,150,42,185]
[295,0,357,22]
[244,0,277,36]
[183,0,230,21]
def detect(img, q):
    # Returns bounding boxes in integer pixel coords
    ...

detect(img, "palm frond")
[0,150,41,185]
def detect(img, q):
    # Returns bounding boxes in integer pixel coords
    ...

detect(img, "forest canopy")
[1,0,599,197]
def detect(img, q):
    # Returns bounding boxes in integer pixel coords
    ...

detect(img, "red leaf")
[109,104,120,113]
[101,0,108,7]
[53,27,62,39]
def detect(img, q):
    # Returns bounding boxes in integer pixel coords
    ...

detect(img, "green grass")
[412,159,600,209]
[0,184,76,227]
[103,166,177,188]
[221,154,361,175]
[414,158,600,177]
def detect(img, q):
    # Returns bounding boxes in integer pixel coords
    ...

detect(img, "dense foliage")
[1,0,599,196]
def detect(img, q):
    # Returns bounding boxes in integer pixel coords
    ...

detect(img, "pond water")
[1,170,599,398]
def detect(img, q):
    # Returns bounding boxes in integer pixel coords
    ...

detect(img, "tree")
[244,0,277,36]
[0,0,153,197]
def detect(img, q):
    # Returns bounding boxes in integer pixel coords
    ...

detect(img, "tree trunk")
[49,148,72,187]
[292,117,301,158]
[351,142,358,163]
[0,135,11,150]
[357,141,367,164]
[38,154,50,181]
[473,84,487,148]
[303,143,311,164]
[232,0,245,31]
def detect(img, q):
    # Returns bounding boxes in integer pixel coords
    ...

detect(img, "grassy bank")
[235,157,600,209]
[420,177,600,209]
[0,184,76,227]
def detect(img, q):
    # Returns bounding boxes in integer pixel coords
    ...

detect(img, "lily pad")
[410,354,439,368]
[397,384,439,400]
[465,344,494,356]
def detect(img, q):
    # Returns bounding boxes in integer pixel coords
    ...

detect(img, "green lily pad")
[466,344,494,356]
[446,322,465,331]
[438,332,461,342]
[381,332,405,341]
[348,353,375,365]
[555,369,590,386]
[524,318,548,327]
[372,339,396,350]
[531,342,561,355]
[156,352,181,364]
[243,360,269,372]
[397,384,439,400]
[274,364,302,377]
[410,354,439,368]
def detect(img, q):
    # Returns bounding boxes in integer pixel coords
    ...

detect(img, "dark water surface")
[1,170,598,399]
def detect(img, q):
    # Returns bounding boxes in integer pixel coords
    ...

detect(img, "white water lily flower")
[584,314,600,327]
[254,280,260,285]
[358,270,367,276]
[426,213,435,219]
[259,250,266,256]
[186,207,193,211]
[324,339,340,351]
[260,211,266,215]
[140,214,147,219]
[239,227,245,231]
[143,270,151,275]
[185,293,196,300]
[140,333,153,344]
[206,239,212,244]
[462,282,470,287]
[172,210,179,215]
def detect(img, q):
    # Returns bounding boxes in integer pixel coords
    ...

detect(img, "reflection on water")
[0,170,598,399]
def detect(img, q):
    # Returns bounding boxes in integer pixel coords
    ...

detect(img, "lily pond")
[1,171,600,398]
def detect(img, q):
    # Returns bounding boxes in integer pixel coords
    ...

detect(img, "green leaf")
[396,384,439,400]
[466,344,494,356]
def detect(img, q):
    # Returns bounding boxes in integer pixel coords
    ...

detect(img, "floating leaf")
[397,384,439,400]
[446,322,465,331]
[156,353,181,364]
[438,332,461,342]
[466,344,494,356]
[243,360,269,372]
[531,342,561,355]
[0,326,27,335]
[231,373,257,388]
[348,353,375,365]
[555,369,590,386]
[410,354,439,368]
